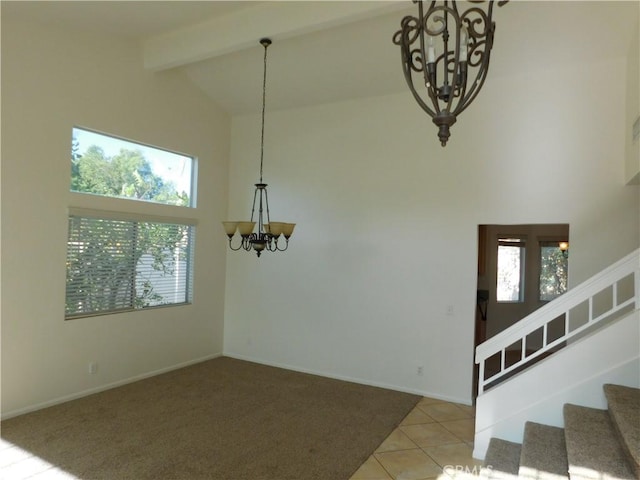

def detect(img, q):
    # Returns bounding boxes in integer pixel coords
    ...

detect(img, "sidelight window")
[496,237,526,302]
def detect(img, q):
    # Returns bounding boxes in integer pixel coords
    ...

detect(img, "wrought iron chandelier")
[393,0,508,147]
[222,38,295,257]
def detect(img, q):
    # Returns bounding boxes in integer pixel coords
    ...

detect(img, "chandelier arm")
[424,4,450,36]
[464,4,492,39]
[257,188,265,234]
[451,0,460,17]
[263,186,271,227]
[267,236,284,252]
[457,41,470,101]
[453,63,468,113]
[487,1,495,22]
[449,0,464,107]
[396,25,438,116]
[249,185,259,223]
[442,6,451,90]
[401,53,437,117]
[415,78,439,117]
[426,50,444,112]
[451,26,475,114]
[264,236,275,252]
[275,237,289,252]
[242,236,253,251]
[453,32,494,114]
[265,238,275,252]
[394,15,421,50]
[417,1,431,91]
[228,237,244,251]
[454,63,488,115]
[454,5,495,115]
[441,5,492,116]
[422,3,460,114]
[443,15,463,115]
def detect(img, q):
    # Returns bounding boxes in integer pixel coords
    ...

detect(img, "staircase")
[473,249,640,460]
[475,249,639,395]
[482,384,639,480]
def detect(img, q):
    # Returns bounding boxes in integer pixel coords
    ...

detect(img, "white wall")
[626,21,640,184]
[1,18,230,416]
[224,56,639,405]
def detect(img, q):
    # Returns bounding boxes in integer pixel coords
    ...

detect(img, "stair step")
[563,404,635,480]
[519,422,569,480]
[482,437,521,479]
[604,384,640,478]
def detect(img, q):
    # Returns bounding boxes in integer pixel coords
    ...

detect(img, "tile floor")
[350,396,482,480]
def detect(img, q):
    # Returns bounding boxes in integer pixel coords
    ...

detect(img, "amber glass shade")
[237,221,256,236]
[282,223,296,238]
[222,222,238,236]
[269,222,285,237]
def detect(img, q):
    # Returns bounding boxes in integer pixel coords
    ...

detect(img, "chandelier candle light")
[393,0,508,147]
[222,38,295,257]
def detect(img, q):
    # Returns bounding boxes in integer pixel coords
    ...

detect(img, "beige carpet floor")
[1,357,420,480]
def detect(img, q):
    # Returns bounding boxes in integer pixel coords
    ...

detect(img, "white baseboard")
[223,352,471,405]
[1,352,223,420]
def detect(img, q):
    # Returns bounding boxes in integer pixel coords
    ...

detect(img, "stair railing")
[475,249,640,394]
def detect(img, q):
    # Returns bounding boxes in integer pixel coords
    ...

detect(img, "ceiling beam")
[143,1,407,71]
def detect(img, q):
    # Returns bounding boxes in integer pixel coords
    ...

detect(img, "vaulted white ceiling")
[3,1,639,115]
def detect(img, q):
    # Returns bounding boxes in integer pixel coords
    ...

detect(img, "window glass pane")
[71,127,193,207]
[66,216,194,318]
[539,244,568,301]
[497,238,525,302]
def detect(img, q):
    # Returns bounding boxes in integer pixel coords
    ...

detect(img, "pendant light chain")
[259,39,269,184]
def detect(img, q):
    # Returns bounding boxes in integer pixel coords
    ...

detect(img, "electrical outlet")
[446,305,454,316]
[417,366,424,376]
[88,362,98,374]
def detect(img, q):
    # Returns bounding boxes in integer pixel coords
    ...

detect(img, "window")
[71,127,193,207]
[66,214,194,318]
[539,241,568,301]
[496,237,525,302]
[67,127,196,319]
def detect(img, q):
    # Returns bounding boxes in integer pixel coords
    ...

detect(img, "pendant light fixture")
[393,0,508,147]
[559,241,569,258]
[222,38,295,257]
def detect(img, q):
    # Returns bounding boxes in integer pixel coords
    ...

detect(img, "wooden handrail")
[475,249,639,394]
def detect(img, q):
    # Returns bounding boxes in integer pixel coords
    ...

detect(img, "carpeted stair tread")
[604,384,640,477]
[563,404,635,480]
[519,422,569,480]
[482,438,521,479]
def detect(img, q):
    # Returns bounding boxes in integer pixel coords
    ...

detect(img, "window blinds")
[65,215,194,318]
